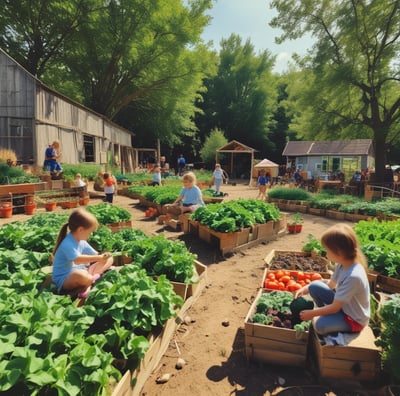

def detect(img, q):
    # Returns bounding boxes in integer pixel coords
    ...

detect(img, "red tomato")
[267,272,276,281]
[266,281,279,290]
[311,273,323,281]
[275,270,284,279]
[280,275,291,284]
[278,281,285,290]
[288,283,302,292]
[296,271,305,281]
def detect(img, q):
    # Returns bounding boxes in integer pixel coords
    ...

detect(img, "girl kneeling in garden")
[52,208,113,299]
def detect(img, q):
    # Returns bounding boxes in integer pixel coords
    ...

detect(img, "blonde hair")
[321,223,367,269]
[182,171,197,184]
[52,208,99,257]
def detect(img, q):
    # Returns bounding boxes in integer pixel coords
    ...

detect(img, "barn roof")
[216,140,256,153]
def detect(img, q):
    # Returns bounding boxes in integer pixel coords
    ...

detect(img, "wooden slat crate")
[310,326,381,381]
[244,289,310,367]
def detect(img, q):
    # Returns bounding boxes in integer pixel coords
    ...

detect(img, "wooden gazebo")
[216,140,256,186]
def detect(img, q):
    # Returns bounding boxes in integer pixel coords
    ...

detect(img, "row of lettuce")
[0,204,200,395]
[268,187,400,217]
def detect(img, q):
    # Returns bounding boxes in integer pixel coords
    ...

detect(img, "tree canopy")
[195,34,280,160]
[0,0,216,148]
[271,0,400,181]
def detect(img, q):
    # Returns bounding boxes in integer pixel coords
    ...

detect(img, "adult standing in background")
[44,140,63,175]
[177,154,186,176]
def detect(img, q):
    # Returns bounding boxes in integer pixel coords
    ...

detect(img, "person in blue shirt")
[43,140,63,174]
[52,208,113,299]
[256,169,270,200]
[177,154,186,176]
[151,166,162,186]
[211,163,226,195]
[166,171,204,215]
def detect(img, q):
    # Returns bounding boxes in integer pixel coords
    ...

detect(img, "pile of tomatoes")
[263,269,323,292]
[145,207,159,217]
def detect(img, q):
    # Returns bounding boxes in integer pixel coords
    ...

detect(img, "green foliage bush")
[267,187,312,201]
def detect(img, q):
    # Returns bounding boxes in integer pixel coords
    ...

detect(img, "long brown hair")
[321,223,367,269]
[52,208,99,257]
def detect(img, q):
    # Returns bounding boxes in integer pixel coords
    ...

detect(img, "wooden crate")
[188,219,199,236]
[310,326,381,381]
[264,249,330,273]
[251,221,274,241]
[244,289,310,367]
[167,260,207,301]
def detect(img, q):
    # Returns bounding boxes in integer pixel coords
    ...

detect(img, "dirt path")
[0,182,379,396]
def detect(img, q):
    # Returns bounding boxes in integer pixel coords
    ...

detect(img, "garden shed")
[282,139,374,181]
[215,140,256,185]
[0,48,137,173]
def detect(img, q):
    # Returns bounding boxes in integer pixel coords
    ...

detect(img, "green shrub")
[267,187,312,201]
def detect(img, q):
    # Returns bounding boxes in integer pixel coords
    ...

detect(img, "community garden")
[0,164,400,395]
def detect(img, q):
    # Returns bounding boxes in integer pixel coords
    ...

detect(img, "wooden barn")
[0,48,135,172]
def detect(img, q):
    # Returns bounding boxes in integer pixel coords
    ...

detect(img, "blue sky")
[201,0,313,73]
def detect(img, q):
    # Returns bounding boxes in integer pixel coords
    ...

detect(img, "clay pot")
[287,224,302,234]
[0,203,13,218]
[24,203,36,215]
[45,202,57,212]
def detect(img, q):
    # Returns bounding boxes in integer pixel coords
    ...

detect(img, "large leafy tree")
[195,34,277,158]
[0,0,95,77]
[270,0,400,182]
[1,0,215,149]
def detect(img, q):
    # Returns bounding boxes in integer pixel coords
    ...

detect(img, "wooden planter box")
[326,209,346,220]
[198,224,251,253]
[375,274,400,294]
[188,219,199,236]
[273,214,287,234]
[264,249,330,273]
[310,326,380,381]
[244,289,310,367]
[308,208,326,217]
[251,221,274,241]
[107,220,133,233]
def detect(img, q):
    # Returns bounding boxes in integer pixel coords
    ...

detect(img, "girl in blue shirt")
[166,171,205,215]
[52,208,113,299]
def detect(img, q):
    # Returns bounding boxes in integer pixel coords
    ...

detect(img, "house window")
[83,135,95,162]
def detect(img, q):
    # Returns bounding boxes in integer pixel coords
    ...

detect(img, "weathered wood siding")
[1,48,135,172]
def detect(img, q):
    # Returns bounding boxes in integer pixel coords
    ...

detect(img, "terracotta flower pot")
[0,205,13,218]
[287,224,303,234]
[24,203,36,215]
[79,197,90,206]
[45,202,57,212]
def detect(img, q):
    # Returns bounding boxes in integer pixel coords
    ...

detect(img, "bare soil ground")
[0,181,385,396]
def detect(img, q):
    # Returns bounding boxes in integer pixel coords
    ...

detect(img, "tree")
[1,0,216,150]
[0,0,95,77]
[200,128,228,167]
[270,0,400,182]
[195,34,277,158]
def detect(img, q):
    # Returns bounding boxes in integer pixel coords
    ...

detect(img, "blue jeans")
[309,280,351,335]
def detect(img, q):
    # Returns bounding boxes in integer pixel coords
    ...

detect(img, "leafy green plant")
[267,187,312,201]
[86,203,131,224]
[191,199,280,232]
[302,234,326,256]
[288,212,304,225]
[375,294,400,383]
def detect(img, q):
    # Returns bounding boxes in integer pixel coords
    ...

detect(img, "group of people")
[44,142,371,337]
[52,207,371,341]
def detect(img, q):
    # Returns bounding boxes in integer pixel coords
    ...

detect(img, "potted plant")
[287,212,304,234]
[44,200,57,212]
[24,195,36,215]
[0,201,13,218]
